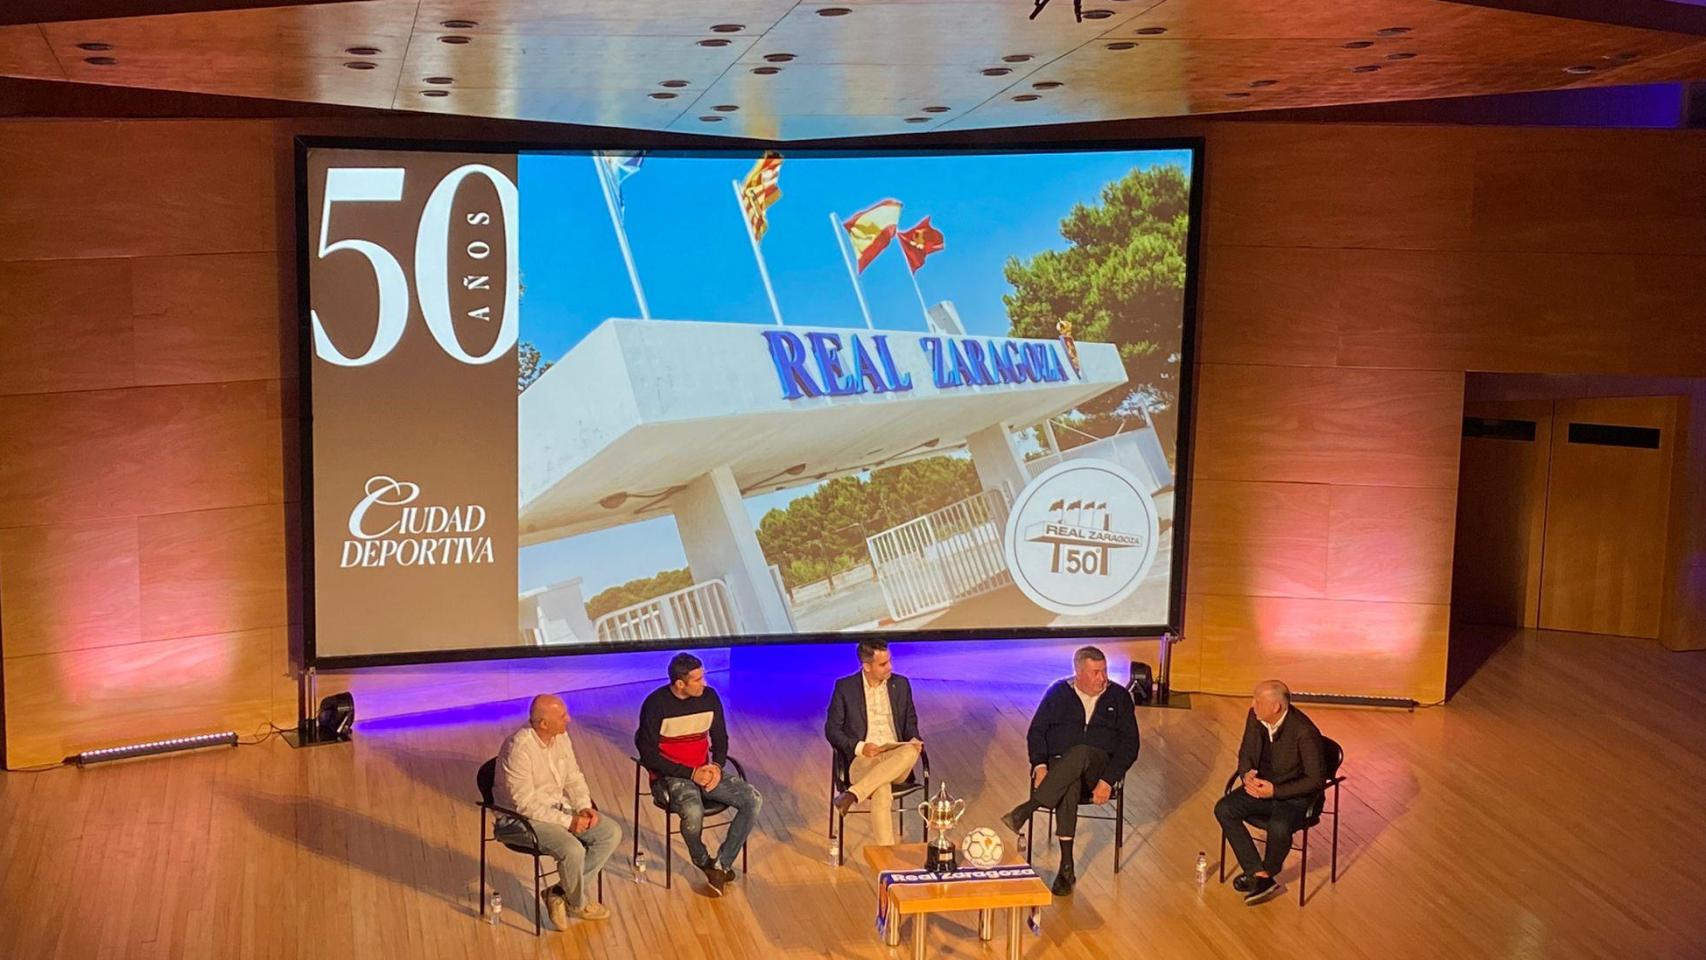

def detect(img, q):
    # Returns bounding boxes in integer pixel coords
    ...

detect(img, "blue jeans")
[654,773,762,872]
[495,814,621,907]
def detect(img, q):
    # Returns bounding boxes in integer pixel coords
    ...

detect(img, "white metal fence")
[866,488,1012,623]
[592,579,739,643]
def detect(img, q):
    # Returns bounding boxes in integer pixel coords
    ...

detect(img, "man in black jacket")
[1214,680,1326,906]
[825,639,923,850]
[999,646,1140,894]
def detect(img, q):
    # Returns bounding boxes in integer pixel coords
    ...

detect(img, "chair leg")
[1331,784,1341,883]
[665,811,674,890]
[1218,833,1226,883]
[632,771,642,874]
[1299,827,1309,907]
[533,853,542,937]
[479,810,488,918]
[742,836,749,874]
[1114,789,1125,875]
[837,809,846,866]
[1024,808,1034,865]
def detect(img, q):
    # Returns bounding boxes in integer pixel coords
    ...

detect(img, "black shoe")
[1243,875,1281,905]
[1000,808,1030,835]
[833,790,859,816]
[700,861,725,897]
[1232,874,1255,894]
[715,865,738,885]
[1050,863,1076,896]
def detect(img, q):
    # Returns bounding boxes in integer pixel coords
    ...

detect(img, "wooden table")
[864,843,1052,960]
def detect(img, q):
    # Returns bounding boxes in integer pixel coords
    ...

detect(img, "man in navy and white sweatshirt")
[999,645,1140,895]
[635,652,762,896]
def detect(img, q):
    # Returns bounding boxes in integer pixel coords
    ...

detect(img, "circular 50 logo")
[1002,461,1160,616]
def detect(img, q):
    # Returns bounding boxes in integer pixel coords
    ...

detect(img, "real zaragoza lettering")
[761,329,1073,401]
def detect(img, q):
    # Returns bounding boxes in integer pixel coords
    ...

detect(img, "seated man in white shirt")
[494,694,621,927]
[825,639,924,850]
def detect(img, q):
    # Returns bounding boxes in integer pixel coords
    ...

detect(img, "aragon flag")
[898,216,945,272]
[842,199,903,272]
[739,151,784,241]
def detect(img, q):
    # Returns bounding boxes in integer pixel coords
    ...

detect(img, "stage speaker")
[1128,662,1154,706]
[296,693,356,745]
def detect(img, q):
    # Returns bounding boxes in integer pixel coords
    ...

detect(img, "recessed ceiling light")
[1564,64,1595,74]
[345,46,381,56]
[439,35,471,45]
[698,38,731,47]
[441,19,477,29]
[424,75,454,84]
[83,56,117,65]
[1343,40,1374,49]
[1386,52,1417,61]
[1350,64,1381,73]
[1032,80,1063,89]
[904,117,929,123]
[1249,79,1278,87]
[75,42,112,51]
[710,23,744,32]
[713,104,740,112]
[344,61,378,70]
[817,7,852,16]
[660,79,690,88]
[982,67,1012,77]
[751,66,782,75]
[922,105,951,113]
[1604,51,1638,63]
[1003,54,1034,63]
[765,53,797,62]
[699,115,724,122]
[1106,41,1137,51]
[1082,9,1114,18]
[1134,26,1167,35]
[421,90,450,98]
[1376,26,1412,36]
[1012,93,1041,102]
[649,91,679,100]
[1225,91,1251,98]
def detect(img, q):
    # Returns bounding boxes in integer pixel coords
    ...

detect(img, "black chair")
[1022,766,1129,873]
[828,746,930,865]
[1216,736,1346,906]
[631,755,752,889]
[476,757,604,936]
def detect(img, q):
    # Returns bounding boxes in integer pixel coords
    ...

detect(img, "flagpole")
[830,211,875,330]
[734,179,784,326]
[900,256,933,330]
[592,155,650,320]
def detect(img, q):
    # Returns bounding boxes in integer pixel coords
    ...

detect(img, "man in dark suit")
[999,646,1140,895]
[825,639,923,849]
[1214,680,1327,906]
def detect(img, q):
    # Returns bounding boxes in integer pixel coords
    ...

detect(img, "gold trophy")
[916,782,967,874]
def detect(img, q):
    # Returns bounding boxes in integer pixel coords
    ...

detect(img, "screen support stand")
[1147,632,1191,710]
[285,665,342,748]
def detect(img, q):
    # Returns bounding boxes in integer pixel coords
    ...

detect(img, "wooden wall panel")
[1196,246,1343,369]
[1192,363,1464,488]
[1451,399,1554,629]
[0,258,136,396]
[138,503,288,643]
[132,252,293,387]
[1325,484,1458,605]
[0,518,139,658]
[1185,480,1329,600]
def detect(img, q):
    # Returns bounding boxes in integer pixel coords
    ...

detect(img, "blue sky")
[516,147,1192,598]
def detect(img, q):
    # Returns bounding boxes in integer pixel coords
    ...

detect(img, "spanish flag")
[898,216,945,273]
[739,151,783,241]
[842,198,903,273]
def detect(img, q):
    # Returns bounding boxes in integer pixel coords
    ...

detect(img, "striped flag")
[898,216,945,273]
[739,151,784,241]
[842,199,903,272]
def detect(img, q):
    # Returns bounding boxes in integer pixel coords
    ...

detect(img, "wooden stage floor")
[3,627,1704,959]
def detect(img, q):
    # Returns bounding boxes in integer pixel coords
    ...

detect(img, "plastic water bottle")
[633,850,648,882]
[1194,851,1209,887]
[487,891,502,925]
[828,836,841,864]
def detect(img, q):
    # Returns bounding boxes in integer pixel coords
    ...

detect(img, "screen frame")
[295,133,1205,670]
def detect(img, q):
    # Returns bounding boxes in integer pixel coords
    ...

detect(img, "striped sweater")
[636,685,729,781]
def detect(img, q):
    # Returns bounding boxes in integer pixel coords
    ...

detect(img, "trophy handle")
[951,798,966,820]
[916,801,932,824]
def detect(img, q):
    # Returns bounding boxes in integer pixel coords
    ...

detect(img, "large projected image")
[303,142,1197,662]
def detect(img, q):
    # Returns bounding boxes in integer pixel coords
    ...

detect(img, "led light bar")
[1290,692,1419,710]
[68,730,239,766]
